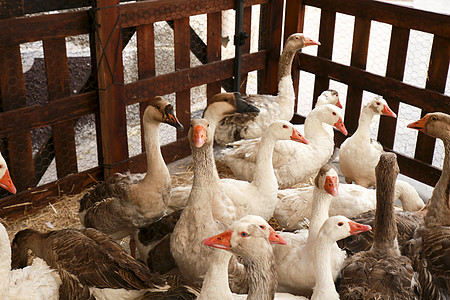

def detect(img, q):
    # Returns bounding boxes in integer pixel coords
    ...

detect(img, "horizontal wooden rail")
[121,0,267,28]
[0,10,90,46]
[0,137,190,220]
[0,91,98,138]
[303,0,450,39]
[125,51,267,105]
[297,53,450,113]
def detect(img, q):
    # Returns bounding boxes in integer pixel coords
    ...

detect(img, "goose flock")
[0,32,448,300]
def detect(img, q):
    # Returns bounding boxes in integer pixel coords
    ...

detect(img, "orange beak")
[324,176,339,196]
[302,36,321,46]
[335,98,343,109]
[382,104,397,118]
[0,169,16,194]
[334,117,348,136]
[268,227,287,245]
[202,229,232,250]
[348,220,372,235]
[407,115,428,133]
[192,125,207,148]
[290,128,309,144]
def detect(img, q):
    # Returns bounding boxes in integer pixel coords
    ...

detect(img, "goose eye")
[0,164,3,168]
[240,232,248,237]
[282,125,288,129]
[332,112,336,116]
[376,102,380,105]
[207,124,210,127]
[431,116,437,121]
[338,222,343,226]
[259,225,265,230]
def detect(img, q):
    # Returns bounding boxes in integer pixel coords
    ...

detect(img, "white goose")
[214,33,320,146]
[339,97,397,187]
[275,179,424,230]
[224,104,347,188]
[272,165,347,296]
[202,215,371,300]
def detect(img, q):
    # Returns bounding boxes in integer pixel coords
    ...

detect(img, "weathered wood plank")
[206,12,222,101]
[297,53,450,114]
[414,36,450,164]
[0,45,35,191]
[174,17,191,139]
[0,10,90,46]
[344,17,371,135]
[240,7,252,94]
[137,23,156,151]
[94,0,129,177]
[125,51,267,106]
[43,37,78,178]
[303,0,450,39]
[260,0,283,95]
[377,26,409,149]
[121,0,268,28]
[23,0,92,15]
[312,9,335,107]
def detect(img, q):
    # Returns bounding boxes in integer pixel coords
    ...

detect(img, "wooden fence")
[0,0,448,220]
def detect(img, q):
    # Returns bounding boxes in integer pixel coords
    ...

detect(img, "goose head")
[315,164,339,196]
[320,216,372,241]
[266,121,308,144]
[407,112,450,141]
[364,97,397,118]
[316,89,342,109]
[189,118,214,149]
[313,104,348,136]
[284,33,321,53]
[143,96,184,130]
[234,215,287,245]
[202,220,287,255]
[0,153,16,194]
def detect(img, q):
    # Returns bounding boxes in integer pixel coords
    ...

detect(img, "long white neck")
[311,232,340,300]
[304,112,329,141]
[0,224,11,296]
[202,112,222,180]
[352,108,375,140]
[142,121,169,183]
[198,250,233,300]
[308,189,332,243]
[252,135,278,192]
[394,180,424,212]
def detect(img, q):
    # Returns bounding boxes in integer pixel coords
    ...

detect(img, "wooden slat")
[0,10,90,46]
[94,0,129,177]
[414,36,450,163]
[0,45,35,191]
[377,26,409,149]
[137,23,156,151]
[284,0,305,112]
[0,91,97,138]
[43,38,78,178]
[297,54,450,114]
[395,150,441,187]
[239,7,252,94]
[344,17,371,135]
[303,0,450,39]
[125,51,267,106]
[23,0,92,15]
[174,17,191,139]
[260,0,284,95]
[206,12,222,101]
[312,9,336,106]
[0,137,190,220]
[121,0,268,28]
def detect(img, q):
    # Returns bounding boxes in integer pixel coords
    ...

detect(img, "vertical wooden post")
[207,12,222,102]
[94,0,129,177]
[377,26,409,149]
[43,38,78,178]
[414,36,450,163]
[239,7,252,94]
[0,45,35,191]
[137,23,156,151]
[174,18,191,139]
[284,0,305,112]
[260,0,283,95]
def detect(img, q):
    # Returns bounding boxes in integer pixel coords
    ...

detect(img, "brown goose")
[338,153,417,299]
[214,33,320,146]
[78,96,183,253]
[11,228,168,299]
[404,112,450,300]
